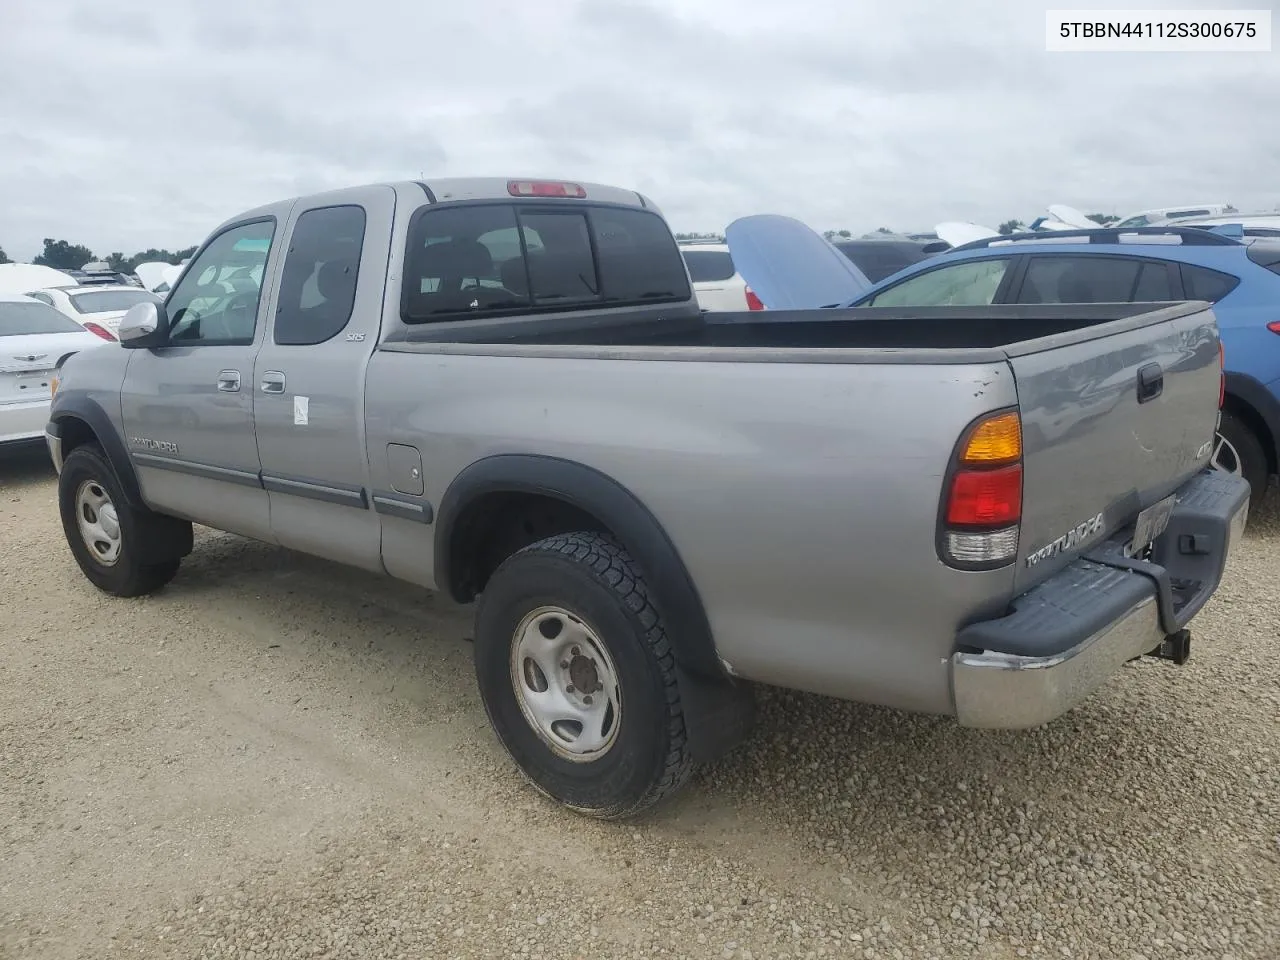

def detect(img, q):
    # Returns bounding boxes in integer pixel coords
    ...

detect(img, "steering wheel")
[221,292,259,336]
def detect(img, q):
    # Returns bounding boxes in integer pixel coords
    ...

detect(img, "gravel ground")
[1,445,1277,960]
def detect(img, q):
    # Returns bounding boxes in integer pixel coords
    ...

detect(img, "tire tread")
[492,531,694,819]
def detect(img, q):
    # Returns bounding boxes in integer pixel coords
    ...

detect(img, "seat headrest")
[315,259,355,301]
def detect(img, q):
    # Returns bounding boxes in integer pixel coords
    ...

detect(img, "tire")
[1214,412,1269,509]
[473,531,693,819]
[57,443,189,597]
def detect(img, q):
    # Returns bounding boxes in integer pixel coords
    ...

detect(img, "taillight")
[940,410,1023,568]
[1266,321,1280,334]
[745,287,765,311]
[83,321,117,342]
[507,180,587,198]
[1219,340,1225,408]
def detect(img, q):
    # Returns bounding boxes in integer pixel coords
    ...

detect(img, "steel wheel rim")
[75,479,122,566]
[1211,432,1242,476]
[509,605,622,762]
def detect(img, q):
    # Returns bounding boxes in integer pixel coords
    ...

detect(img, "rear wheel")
[57,444,189,597]
[473,532,693,819]
[1212,412,1268,509]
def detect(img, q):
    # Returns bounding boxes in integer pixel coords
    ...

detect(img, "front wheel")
[57,443,190,597]
[473,532,693,819]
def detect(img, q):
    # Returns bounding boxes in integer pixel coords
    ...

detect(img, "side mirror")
[118,301,169,349]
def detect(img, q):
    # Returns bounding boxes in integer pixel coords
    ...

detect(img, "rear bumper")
[0,399,54,446]
[951,470,1249,729]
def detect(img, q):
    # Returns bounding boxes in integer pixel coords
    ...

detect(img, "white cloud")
[1,0,1276,260]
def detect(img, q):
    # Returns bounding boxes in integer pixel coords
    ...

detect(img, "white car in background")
[678,240,765,312]
[1,294,109,447]
[25,284,161,341]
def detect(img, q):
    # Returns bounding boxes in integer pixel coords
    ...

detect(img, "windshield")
[68,289,159,314]
[0,300,87,336]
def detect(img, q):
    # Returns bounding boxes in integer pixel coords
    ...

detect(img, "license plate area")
[1128,494,1177,557]
[4,368,57,398]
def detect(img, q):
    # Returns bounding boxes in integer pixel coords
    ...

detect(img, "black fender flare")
[48,391,147,510]
[436,454,753,762]
[1223,371,1280,475]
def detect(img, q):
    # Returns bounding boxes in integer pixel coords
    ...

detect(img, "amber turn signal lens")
[961,412,1022,464]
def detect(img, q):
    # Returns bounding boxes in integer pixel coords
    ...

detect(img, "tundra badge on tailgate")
[1025,512,1105,568]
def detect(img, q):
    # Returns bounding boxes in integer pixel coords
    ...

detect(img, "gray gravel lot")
[1,445,1277,959]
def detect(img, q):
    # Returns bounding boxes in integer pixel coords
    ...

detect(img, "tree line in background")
[674,214,1121,244]
[0,238,197,274]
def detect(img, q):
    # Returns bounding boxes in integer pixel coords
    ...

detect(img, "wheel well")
[1222,392,1277,476]
[448,492,612,602]
[57,416,100,458]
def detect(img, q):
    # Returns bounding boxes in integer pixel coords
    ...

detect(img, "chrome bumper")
[45,427,64,473]
[952,596,1165,728]
[951,470,1249,730]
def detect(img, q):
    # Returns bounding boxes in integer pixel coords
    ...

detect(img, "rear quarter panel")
[364,347,1020,715]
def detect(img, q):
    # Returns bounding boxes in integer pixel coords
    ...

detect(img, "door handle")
[261,371,286,394]
[217,369,241,392]
[1137,362,1164,403]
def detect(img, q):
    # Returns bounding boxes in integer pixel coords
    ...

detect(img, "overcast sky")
[1,0,1277,260]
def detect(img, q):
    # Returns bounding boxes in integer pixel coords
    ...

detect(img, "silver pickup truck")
[46,177,1250,819]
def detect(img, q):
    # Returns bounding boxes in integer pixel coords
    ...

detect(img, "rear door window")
[1014,256,1172,304]
[402,203,690,322]
[273,205,367,345]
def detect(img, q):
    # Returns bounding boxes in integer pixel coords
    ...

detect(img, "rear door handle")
[1137,362,1163,403]
[261,371,286,394]
[217,369,241,392]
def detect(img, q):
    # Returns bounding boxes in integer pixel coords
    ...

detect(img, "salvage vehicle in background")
[26,284,161,341]
[838,224,1280,508]
[46,178,1248,819]
[678,239,765,312]
[1,294,109,448]
[832,236,939,282]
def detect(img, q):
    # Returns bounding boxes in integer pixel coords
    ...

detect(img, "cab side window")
[273,205,367,346]
[168,220,276,346]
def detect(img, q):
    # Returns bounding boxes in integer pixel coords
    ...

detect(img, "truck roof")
[225,178,660,227]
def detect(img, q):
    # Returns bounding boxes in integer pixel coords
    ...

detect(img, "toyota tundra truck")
[45,177,1249,819]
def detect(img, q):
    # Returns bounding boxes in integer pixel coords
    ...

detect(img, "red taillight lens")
[745,287,765,311]
[507,180,587,198]
[1266,321,1280,334]
[1219,341,1225,408]
[946,464,1023,526]
[83,321,117,342]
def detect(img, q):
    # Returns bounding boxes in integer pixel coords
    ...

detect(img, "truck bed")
[385,302,1206,356]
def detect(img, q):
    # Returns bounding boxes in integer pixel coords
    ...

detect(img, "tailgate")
[1010,303,1221,593]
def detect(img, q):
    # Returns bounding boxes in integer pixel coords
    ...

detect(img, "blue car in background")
[725,218,1280,506]
[839,226,1280,506]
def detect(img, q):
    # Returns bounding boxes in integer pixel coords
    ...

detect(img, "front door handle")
[1137,362,1164,404]
[217,369,241,393]
[261,371,286,394]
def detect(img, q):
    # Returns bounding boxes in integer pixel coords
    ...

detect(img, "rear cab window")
[402,202,691,322]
